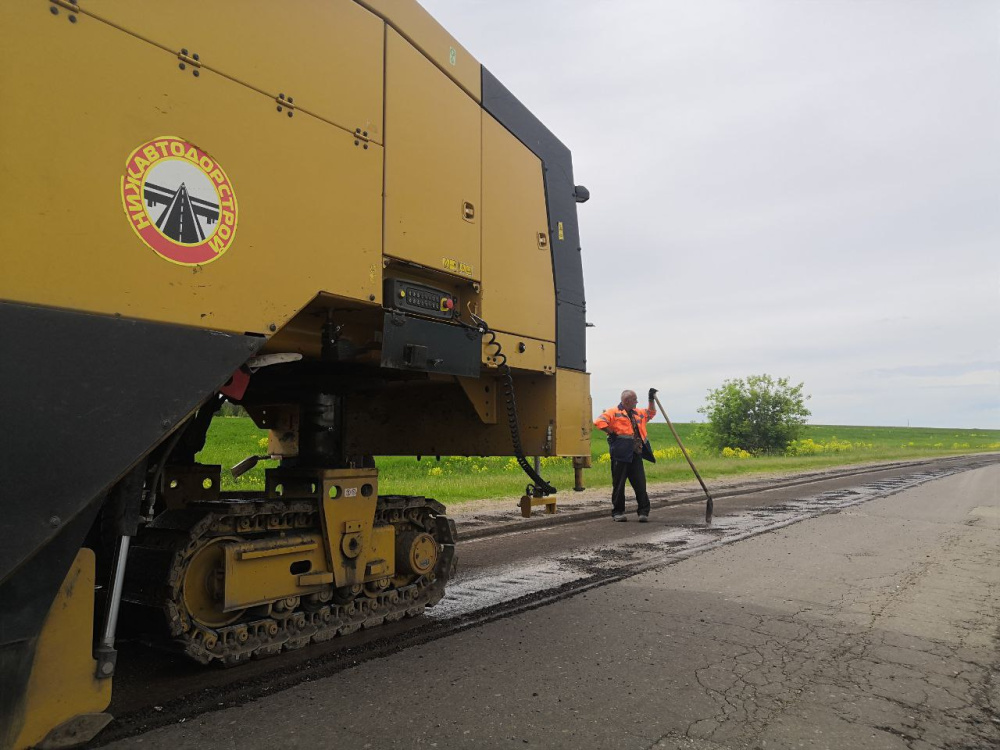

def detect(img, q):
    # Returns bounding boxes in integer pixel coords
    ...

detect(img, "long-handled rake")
[653,394,714,525]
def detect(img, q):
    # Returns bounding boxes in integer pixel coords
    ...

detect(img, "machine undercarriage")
[100,369,462,667]
[125,490,455,665]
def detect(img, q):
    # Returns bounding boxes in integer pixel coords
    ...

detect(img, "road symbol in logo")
[121,136,238,265]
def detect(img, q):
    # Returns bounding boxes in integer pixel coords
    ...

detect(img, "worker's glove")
[648,387,659,401]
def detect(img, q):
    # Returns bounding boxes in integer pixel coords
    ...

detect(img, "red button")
[443,298,455,310]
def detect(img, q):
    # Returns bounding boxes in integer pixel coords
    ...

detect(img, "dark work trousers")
[611,457,650,517]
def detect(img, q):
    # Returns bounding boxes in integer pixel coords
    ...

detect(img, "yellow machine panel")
[79,0,386,143]
[483,332,556,375]
[555,368,593,457]
[0,5,383,333]
[358,0,482,102]
[223,534,331,609]
[481,114,556,342]
[2,3,589,747]
[10,550,111,750]
[384,28,482,280]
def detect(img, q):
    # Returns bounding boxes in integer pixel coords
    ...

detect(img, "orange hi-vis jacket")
[594,405,655,441]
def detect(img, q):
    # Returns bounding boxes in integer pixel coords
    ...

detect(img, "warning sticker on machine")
[121,136,238,266]
[442,257,474,277]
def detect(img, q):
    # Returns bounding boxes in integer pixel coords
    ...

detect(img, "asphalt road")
[98,457,999,749]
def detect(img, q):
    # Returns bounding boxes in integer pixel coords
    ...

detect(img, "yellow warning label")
[442,257,474,277]
[558,221,565,241]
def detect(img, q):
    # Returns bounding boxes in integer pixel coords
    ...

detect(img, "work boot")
[638,514,649,523]
[612,514,627,522]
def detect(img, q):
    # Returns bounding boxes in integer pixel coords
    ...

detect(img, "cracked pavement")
[103,464,998,749]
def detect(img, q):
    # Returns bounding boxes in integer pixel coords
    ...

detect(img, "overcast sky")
[422,0,999,429]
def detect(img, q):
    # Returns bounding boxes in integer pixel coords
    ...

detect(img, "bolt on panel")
[77,0,386,142]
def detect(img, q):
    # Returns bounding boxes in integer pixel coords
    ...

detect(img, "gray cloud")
[422,0,1000,428]
[868,362,1000,378]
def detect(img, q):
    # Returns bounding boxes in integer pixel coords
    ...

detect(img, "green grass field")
[197,418,1000,505]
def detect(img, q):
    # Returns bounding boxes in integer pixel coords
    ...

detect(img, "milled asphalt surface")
[447,456,986,541]
[101,462,999,749]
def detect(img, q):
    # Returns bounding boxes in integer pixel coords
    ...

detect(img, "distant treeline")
[217,401,247,418]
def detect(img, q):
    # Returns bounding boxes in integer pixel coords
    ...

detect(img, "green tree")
[697,375,811,454]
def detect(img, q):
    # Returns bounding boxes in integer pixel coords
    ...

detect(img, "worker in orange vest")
[594,388,658,522]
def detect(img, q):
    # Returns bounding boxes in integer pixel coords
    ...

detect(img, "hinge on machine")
[177,48,202,68]
[276,93,296,117]
[353,128,371,150]
[176,48,203,78]
[50,0,80,14]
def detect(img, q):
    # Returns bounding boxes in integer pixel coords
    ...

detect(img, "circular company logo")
[120,136,238,265]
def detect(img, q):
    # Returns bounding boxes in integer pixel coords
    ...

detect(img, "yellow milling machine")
[0,2,592,747]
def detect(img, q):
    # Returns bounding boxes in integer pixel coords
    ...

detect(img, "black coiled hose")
[470,314,556,497]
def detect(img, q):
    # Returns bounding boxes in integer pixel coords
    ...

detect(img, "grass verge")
[197,418,999,505]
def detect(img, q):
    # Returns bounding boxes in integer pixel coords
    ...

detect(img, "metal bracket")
[353,128,371,150]
[246,352,303,372]
[95,646,117,680]
[519,493,557,518]
[456,375,498,424]
[161,464,222,509]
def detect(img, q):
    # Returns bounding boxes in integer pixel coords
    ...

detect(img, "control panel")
[384,278,458,320]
